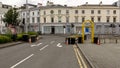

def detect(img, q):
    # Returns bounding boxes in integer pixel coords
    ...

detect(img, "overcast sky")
[0,0,118,7]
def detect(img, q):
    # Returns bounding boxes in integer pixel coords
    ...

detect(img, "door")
[51,26,55,34]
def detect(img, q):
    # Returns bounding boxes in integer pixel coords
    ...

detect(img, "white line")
[57,43,62,47]
[31,45,36,47]
[40,45,49,51]
[37,43,42,46]
[50,41,55,44]
[10,54,34,68]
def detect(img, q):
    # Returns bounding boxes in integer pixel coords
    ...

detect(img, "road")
[0,35,82,68]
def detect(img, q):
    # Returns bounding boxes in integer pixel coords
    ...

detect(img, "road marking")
[73,45,83,68]
[57,43,62,47]
[73,45,88,68]
[50,41,55,44]
[40,45,49,51]
[76,47,87,68]
[10,54,34,68]
[37,43,42,46]
[31,45,36,47]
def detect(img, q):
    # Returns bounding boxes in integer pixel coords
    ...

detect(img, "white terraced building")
[20,1,120,34]
[0,2,12,34]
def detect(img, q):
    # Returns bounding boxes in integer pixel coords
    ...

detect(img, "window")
[82,10,85,14]
[113,10,116,14]
[44,17,46,23]
[75,10,78,14]
[50,10,54,14]
[66,10,69,14]
[66,17,69,22]
[58,17,61,23]
[106,16,110,22]
[107,10,110,14]
[38,12,39,15]
[97,17,101,22]
[23,13,25,16]
[37,17,40,23]
[44,11,46,15]
[91,17,94,22]
[32,17,35,23]
[75,16,78,23]
[113,17,116,22]
[98,10,101,14]
[51,17,54,23]
[32,12,34,15]
[91,10,94,14]
[58,10,61,14]
[82,17,85,22]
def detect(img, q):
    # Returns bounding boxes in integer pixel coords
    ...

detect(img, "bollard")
[29,38,31,44]
[97,39,100,45]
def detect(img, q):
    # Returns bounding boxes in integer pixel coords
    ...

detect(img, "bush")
[17,33,23,41]
[28,32,38,36]
[0,35,12,44]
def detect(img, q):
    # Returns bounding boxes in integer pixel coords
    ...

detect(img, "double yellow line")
[73,45,87,68]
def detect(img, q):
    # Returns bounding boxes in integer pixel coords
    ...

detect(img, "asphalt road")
[0,35,80,68]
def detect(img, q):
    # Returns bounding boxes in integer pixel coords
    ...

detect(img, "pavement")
[0,41,23,48]
[78,43,120,68]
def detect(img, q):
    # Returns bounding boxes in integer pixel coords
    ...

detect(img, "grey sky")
[0,0,118,7]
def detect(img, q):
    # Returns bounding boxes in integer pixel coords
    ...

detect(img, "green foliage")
[16,33,23,40]
[3,8,20,27]
[0,35,12,44]
[27,32,38,36]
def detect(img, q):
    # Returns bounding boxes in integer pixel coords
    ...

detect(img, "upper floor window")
[50,10,54,14]
[113,17,116,22]
[98,10,101,14]
[97,16,101,22]
[44,17,46,23]
[113,10,116,14]
[107,10,110,14]
[66,17,69,22]
[37,17,40,23]
[75,16,78,23]
[75,10,78,14]
[82,17,85,22]
[58,10,61,14]
[91,17,94,22]
[66,10,69,14]
[106,16,110,22]
[58,17,61,23]
[51,17,54,23]
[82,10,85,14]
[91,10,94,14]
[32,12,34,15]
[44,11,46,15]
[38,12,39,15]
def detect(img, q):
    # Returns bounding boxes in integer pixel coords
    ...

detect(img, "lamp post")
[25,0,28,33]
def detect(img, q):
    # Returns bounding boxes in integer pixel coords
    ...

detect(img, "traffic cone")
[97,39,100,45]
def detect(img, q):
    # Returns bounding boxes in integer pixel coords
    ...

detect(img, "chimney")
[99,1,102,5]
[37,3,42,7]
[86,2,88,5]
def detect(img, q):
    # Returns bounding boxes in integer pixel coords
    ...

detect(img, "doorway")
[51,26,55,34]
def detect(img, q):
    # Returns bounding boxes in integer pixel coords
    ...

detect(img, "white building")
[19,1,120,34]
[0,2,12,34]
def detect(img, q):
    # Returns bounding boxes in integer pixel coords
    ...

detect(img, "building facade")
[0,2,12,34]
[20,1,120,35]
[40,1,120,34]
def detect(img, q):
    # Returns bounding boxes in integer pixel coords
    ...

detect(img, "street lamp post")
[25,0,28,33]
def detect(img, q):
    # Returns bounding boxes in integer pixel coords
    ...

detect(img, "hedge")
[0,35,12,44]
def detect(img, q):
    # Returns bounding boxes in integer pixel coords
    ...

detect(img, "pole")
[25,0,28,33]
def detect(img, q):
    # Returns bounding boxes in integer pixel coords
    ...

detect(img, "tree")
[3,8,20,34]
[3,8,20,28]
